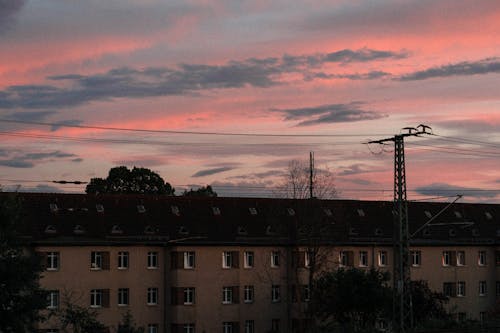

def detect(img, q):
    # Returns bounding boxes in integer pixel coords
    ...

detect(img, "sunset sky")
[0,0,499,202]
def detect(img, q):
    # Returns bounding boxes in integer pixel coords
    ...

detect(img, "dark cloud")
[228,170,285,180]
[0,48,402,110]
[192,167,235,177]
[398,58,500,81]
[50,119,84,131]
[272,102,387,126]
[436,119,500,134]
[3,111,55,122]
[0,149,80,168]
[0,0,25,32]
[338,164,377,176]
[112,157,167,167]
[414,183,500,199]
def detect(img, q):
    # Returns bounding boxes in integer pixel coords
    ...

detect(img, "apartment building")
[8,193,499,332]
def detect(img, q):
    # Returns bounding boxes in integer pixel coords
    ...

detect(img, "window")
[479,281,487,296]
[497,281,500,297]
[339,251,353,267]
[411,250,421,267]
[222,251,239,268]
[458,312,467,322]
[147,287,158,305]
[90,251,109,270]
[480,312,486,323]
[89,289,109,308]
[305,251,312,268]
[47,290,59,309]
[148,252,158,269]
[496,251,500,266]
[184,324,195,333]
[302,285,310,302]
[378,251,387,267]
[244,285,254,303]
[47,252,59,271]
[271,319,280,332]
[223,322,235,333]
[222,286,237,304]
[184,288,195,305]
[244,251,254,268]
[184,251,195,269]
[118,251,129,269]
[442,251,452,266]
[443,282,455,297]
[479,251,487,266]
[271,285,280,303]
[271,251,280,268]
[147,324,158,333]
[457,251,466,266]
[249,207,258,215]
[118,288,129,306]
[359,251,368,267]
[457,282,466,297]
[244,320,255,333]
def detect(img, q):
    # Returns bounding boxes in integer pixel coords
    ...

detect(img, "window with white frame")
[442,251,452,266]
[222,287,233,304]
[244,285,254,303]
[244,320,254,333]
[184,251,195,269]
[339,250,352,267]
[478,251,487,266]
[457,282,466,297]
[118,288,129,306]
[147,251,158,269]
[305,251,312,268]
[184,324,195,333]
[303,285,310,302]
[457,251,466,266]
[497,281,500,296]
[479,281,487,296]
[222,251,233,268]
[118,251,129,269]
[223,322,234,333]
[147,324,158,333]
[271,285,280,303]
[184,287,195,305]
[411,250,421,267]
[271,251,280,268]
[378,251,387,267]
[47,290,59,309]
[147,287,158,305]
[47,252,59,271]
[91,251,102,270]
[244,251,254,268]
[359,251,368,267]
[90,289,102,307]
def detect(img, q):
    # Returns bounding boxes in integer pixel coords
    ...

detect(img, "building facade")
[9,193,500,332]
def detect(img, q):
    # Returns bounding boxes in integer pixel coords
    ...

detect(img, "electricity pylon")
[368,124,432,333]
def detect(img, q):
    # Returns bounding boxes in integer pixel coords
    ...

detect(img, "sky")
[0,0,499,202]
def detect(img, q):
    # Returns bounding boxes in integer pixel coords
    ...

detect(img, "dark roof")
[4,192,500,246]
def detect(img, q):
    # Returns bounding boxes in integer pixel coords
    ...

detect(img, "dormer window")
[423,228,431,237]
[374,228,383,236]
[237,226,248,236]
[178,226,189,235]
[485,212,493,220]
[424,211,432,219]
[73,225,85,234]
[96,204,104,213]
[324,208,333,217]
[45,225,57,234]
[144,225,155,235]
[137,205,146,213]
[171,206,180,216]
[111,225,123,235]
[49,204,58,213]
[266,225,276,236]
[287,208,295,216]
[349,227,358,236]
[454,211,462,219]
[472,229,480,237]
[212,207,221,216]
[357,209,365,217]
[249,207,258,215]
[449,229,456,237]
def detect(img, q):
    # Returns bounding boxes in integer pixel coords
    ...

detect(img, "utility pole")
[368,124,432,333]
[309,151,314,199]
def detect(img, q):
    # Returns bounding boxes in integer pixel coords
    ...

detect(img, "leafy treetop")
[182,185,217,197]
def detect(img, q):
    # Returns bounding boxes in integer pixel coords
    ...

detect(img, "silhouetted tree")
[0,193,47,332]
[86,166,175,195]
[57,293,106,333]
[117,311,144,333]
[410,280,452,329]
[182,185,217,197]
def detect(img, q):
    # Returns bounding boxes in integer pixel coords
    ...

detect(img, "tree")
[311,268,392,332]
[117,311,144,333]
[0,193,47,333]
[182,185,217,197]
[278,158,337,199]
[86,166,175,195]
[56,293,106,333]
[410,280,452,329]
